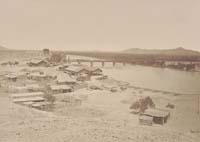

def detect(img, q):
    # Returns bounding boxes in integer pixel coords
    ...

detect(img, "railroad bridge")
[67,59,127,67]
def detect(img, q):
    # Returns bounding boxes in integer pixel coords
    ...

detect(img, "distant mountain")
[0,45,8,50]
[123,47,200,56]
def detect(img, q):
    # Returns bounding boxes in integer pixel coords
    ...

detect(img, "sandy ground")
[0,87,200,142]
[0,61,200,142]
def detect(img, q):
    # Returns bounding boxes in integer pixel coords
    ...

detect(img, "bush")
[44,93,56,104]
[43,86,56,105]
[50,53,65,63]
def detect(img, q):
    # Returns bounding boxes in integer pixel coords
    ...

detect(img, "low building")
[28,72,48,81]
[10,84,41,93]
[11,92,44,99]
[20,68,32,75]
[139,115,153,126]
[76,73,91,81]
[195,64,200,72]
[31,102,51,110]
[96,75,108,80]
[13,97,45,103]
[5,74,18,82]
[56,74,76,85]
[73,82,88,90]
[54,93,82,106]
[27,59,49,67]
[141,108,170,125]
[26,84,42,92]
[57,64,69,71]
[11,92,45,104]
[64,66,86,76]
[82,67,103,76]
[50,85,73,94]
[10,86,27,93]
[65,66,103,76]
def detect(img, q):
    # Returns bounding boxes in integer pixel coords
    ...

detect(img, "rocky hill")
[123,47,200,56]
[0,45,8,50]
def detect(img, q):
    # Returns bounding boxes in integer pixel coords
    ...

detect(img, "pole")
[198,95,200,115]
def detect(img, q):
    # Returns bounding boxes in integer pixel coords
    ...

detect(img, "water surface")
[103,65,200,95]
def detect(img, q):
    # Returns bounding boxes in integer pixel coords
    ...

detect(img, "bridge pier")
[102,61,105,67]
[90,61,93,67]
[123,62,126,66]
[113,62,116,67]
[67,57,71,64]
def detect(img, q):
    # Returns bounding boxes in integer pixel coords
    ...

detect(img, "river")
[103,65,200,95]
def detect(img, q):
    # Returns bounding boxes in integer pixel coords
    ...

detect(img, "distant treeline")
[1,50,200,63]
[63,51,200,63]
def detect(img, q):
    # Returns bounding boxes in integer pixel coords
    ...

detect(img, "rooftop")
[139,115,153,121]
[65,66,83,73]
[29,72,47,77]
[26,84,41,89]
[13,97,45,103]
[11,92,44,98]
[50,85,72,90]
[65,66,102,73]
[29,58,48,64]
[5,74,17,79]
[57,74,76,83]
[142,108,170,118]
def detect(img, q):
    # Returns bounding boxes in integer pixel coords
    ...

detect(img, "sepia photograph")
[0,0,200,142]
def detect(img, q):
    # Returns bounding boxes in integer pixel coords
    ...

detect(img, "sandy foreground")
[0,87,200,142]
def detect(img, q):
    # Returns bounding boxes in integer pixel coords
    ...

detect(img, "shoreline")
[128,85,199,96]
[102,65,200,95]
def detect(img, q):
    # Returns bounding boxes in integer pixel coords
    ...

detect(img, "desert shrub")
[129,96,155,113]
[43,85,56,110]
[44,93,56,104]
[43,92,56,111]
[50,53,65,63]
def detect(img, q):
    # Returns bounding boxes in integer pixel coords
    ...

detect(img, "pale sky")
[0,0,200,51]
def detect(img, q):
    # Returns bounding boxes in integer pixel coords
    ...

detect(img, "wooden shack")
[13,97,45,103]
[139,115,153,126]
[142,108,170,125]
[50,85,73,94]
[64,66,86,76]
[76,73,91,81]
[65,66,102,76]
[56,74,76,85]
[28,59,49,67]
[26,84,42,92]
[5,74,18,82]
[11,92,44,99]
[82,67,103,76]
[28,72,48,81]
[57,64,69,71]
[54,93,82,106]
